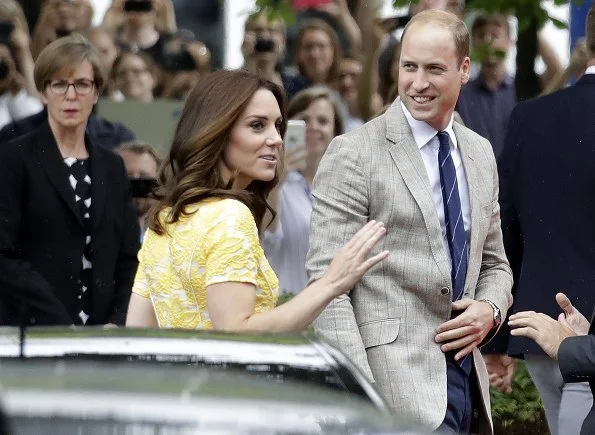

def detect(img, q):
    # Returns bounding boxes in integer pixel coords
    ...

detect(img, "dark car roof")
[0,327,387,410]
[0,359,423,435]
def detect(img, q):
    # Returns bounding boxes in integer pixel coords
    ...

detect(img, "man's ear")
[460,56,471,85]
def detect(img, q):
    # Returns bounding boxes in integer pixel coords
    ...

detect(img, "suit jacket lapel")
[89,142,108,231]
[32,121,83,225]
[385,101,451,283]
[454,123,482,293]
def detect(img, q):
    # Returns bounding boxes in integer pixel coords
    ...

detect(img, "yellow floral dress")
[132,198,279,329]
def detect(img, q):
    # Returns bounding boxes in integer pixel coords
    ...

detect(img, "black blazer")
[486,74,595,355]
[558,312,595,435]
[0,120,140,326]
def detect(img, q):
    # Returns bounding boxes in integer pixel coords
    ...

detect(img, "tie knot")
[437,131,450,152]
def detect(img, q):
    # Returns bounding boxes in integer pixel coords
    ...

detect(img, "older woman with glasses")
[0,33,140,327]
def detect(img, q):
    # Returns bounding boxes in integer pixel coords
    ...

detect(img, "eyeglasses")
[48,79,95,95]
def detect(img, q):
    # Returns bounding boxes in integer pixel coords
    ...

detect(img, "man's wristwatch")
[479,299,501,329]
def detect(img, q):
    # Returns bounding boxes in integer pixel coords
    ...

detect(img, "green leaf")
[550,16,568,29]
[393,0,419,7]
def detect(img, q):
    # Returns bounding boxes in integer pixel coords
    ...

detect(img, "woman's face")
[113,54,155,101]
[302,97,336,163]
[334,58,362,111]
[90,32,119,73]
[41,60,98,132]
[222,88,283,190]
[297,29,334,83]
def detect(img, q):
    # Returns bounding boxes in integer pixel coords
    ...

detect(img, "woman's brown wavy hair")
[147,69,288,235]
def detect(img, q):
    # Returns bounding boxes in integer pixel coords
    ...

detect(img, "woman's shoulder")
[201,198,253,221]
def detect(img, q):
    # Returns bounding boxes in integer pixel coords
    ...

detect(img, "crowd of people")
[0,0,594,434]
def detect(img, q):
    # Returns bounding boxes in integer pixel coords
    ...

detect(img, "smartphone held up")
[284,120,307,151]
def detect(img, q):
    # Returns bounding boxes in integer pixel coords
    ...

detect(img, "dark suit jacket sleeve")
[0,142,72,325]
[558,334,595,383]
[108,157,140,325]
[481,104,524,354]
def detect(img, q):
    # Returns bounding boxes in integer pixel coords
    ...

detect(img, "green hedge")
[491,360,549,434]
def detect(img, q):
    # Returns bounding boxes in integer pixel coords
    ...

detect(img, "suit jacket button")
[441,287,451,296]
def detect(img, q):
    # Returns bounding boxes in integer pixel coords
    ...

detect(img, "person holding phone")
[106,0,175,69]
[0,1,43,130]
[262,86,345,295]
[125,69,388,331]
[241,8,290,94]
[30,0,94,59]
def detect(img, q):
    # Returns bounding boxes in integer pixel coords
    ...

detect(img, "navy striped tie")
[437,131,471,374]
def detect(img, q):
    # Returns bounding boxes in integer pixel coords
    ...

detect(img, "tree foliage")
[257,0,580,30]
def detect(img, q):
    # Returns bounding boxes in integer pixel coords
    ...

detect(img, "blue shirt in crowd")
[456,74,517,159]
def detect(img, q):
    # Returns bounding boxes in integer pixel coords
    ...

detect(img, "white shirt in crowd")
[0,89,43,130]
[262,171,312,294]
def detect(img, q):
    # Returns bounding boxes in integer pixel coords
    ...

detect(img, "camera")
[253,38,275,53]
[0,58,9,81]
[123,0,153,13]
[0,22,15,44]
[130,178,157,198]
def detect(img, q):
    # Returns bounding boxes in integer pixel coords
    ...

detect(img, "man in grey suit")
[307,10,513,434]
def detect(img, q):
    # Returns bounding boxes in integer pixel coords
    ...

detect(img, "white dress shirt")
[585,65,595,75]
[262,171,312,294]
[0,89,43,130]
[401,102,471,263]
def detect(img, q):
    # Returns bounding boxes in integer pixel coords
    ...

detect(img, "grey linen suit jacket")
[307,101,513,433]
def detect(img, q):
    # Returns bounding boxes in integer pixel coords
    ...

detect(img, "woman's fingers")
[360,250,389,271]
[359,223,386,257]
[348,220,381,252]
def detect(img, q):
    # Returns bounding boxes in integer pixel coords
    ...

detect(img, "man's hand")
[556,292,590,336]
[435,299,495,361]
[509,311,576,359]
[483,354,516,393]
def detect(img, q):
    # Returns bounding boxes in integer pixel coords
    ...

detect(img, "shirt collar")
[400,101,458,150]
[585,65,595,75]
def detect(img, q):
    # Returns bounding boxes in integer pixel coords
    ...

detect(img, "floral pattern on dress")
[132,199,279,329]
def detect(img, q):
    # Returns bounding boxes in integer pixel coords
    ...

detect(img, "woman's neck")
[302,161,318,185]
[307,71,328,85]
[49,118,88,159]
[246,58,280,82]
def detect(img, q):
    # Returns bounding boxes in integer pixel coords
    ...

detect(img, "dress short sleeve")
[131,235,153,299]
[204,200,260,287]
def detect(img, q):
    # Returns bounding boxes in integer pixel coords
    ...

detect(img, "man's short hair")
[116,141,162,168]
[471,13,512,38]
[401,9,469,66]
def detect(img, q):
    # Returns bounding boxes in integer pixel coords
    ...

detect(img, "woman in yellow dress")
[125,69,388,331]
